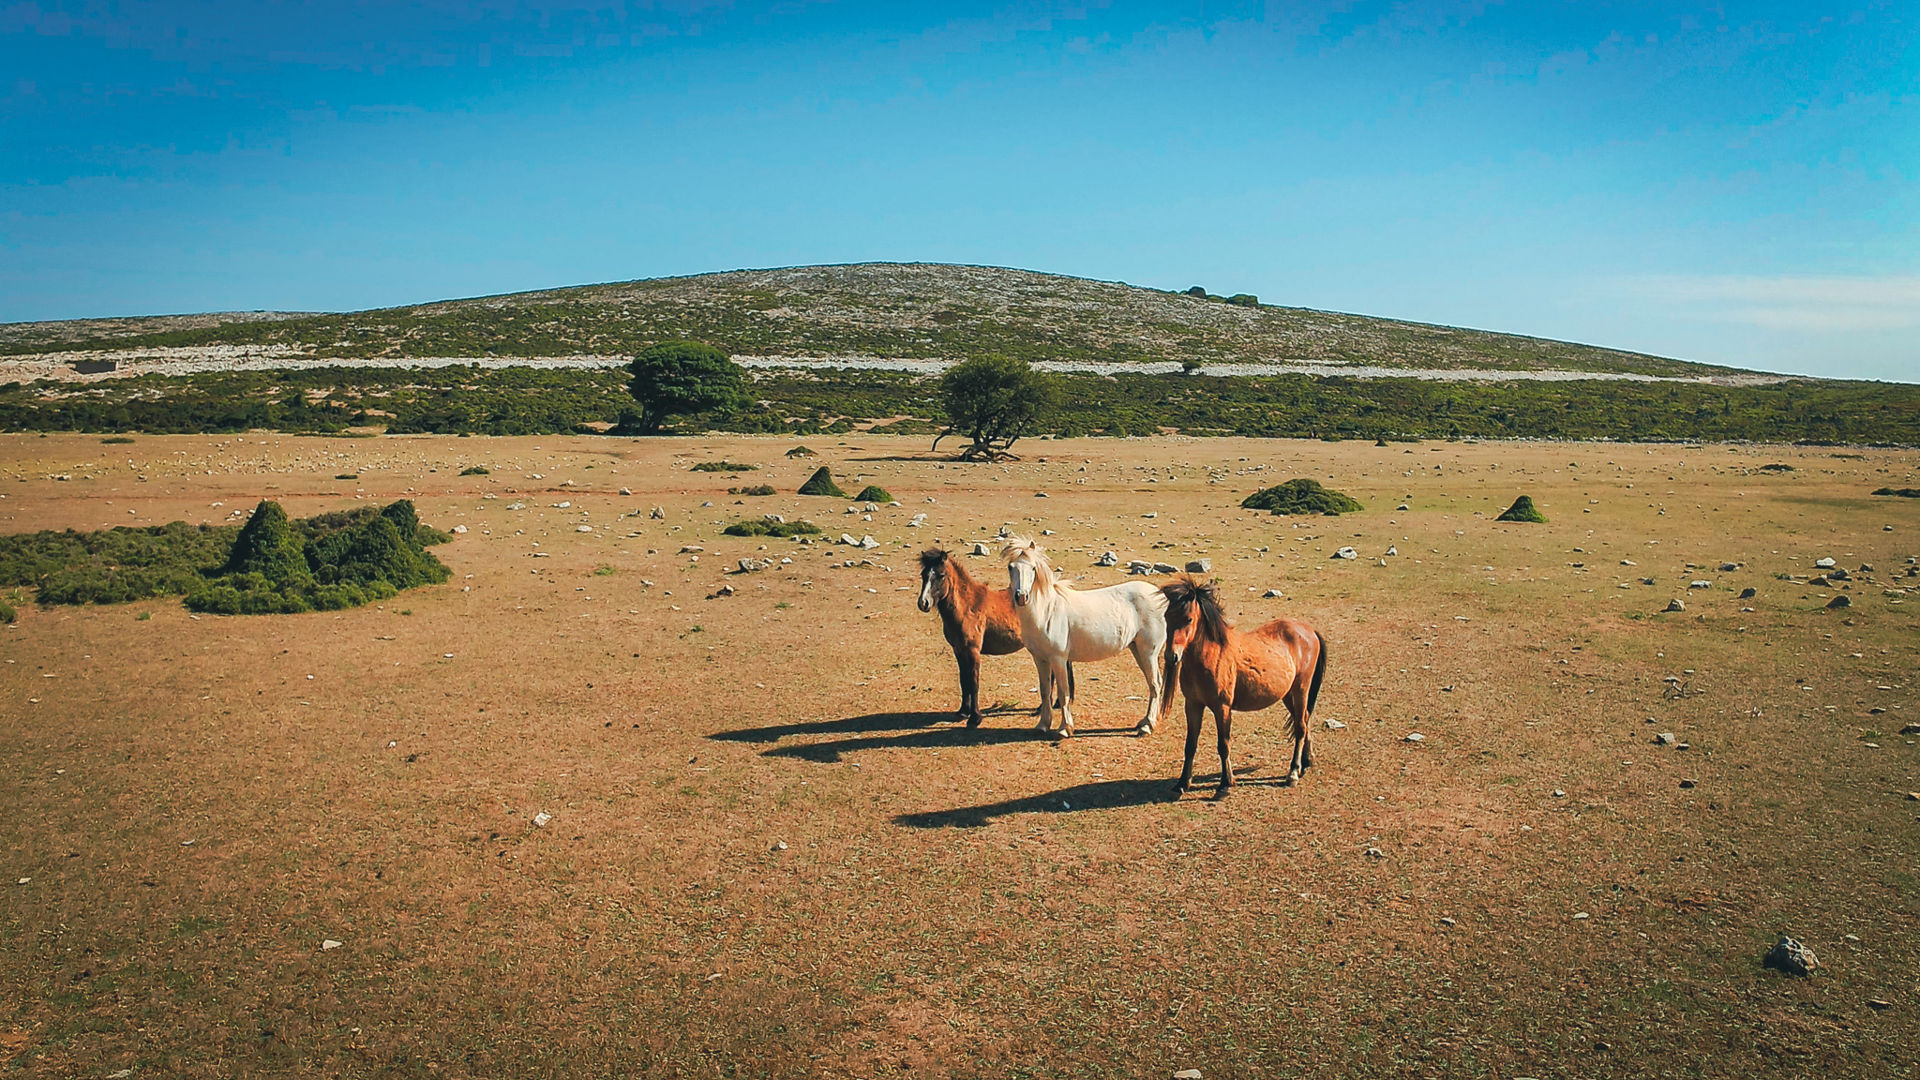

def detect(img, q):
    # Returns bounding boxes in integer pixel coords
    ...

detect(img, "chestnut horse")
[918,548,1070,726]
[1158,576,1327,797]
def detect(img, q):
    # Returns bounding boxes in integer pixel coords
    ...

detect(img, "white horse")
[1004,536,1170,737]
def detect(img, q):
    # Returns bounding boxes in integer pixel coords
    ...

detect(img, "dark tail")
[1306,632,1329,716]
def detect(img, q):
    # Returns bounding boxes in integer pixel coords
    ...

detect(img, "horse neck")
[941,557,990,613]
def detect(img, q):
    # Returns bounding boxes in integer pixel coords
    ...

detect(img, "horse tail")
[1307,631,1329,716]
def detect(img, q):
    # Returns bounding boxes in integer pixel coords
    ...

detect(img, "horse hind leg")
[959,645,984,728]
[1285,687,1310,782]
[1054,659,1076,737]
[1032,655,1055,732]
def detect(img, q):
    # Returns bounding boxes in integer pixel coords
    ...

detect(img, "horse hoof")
[1134,723,1153,737]
[1212,787,1231,801]
[965,713,983,729]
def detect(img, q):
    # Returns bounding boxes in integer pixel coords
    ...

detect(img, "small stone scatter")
[1763,935,1820,976]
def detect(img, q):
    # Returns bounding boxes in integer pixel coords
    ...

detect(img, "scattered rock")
[1364,847,1385,859]
[1172,1070,1203,1080]
[322,939,343,951]
[1034,492,1049,498]
[1655,732,1677,745]
[1739,587,1757,599]
[1404,732,1425,743]
[1552,790,1567,798]
[1868,998,1892,1010]
[908,513,927,527]
[1679,778,1697,789]
[1664,598,1686,612]
[859,535,879,550]
[1827,595,1852,609]
[679,545,704,554]
[839,533,860,546]
[971,542,990,556]
[619,487,632,496]
[1396,504,1410,511]
[532,811,553,828]
[650,507,666,519]
[1764,935,1820,976]
[1815,557,1836,568]
[450,524,467,534]
[1323,719,1346,730]
[576,525,593,533]
[1332,547,1357,560]
[1829,568,1851,581]
[709,584,735,598]
[1129,561,1154,576]
[1095,551,1118,567]
[1572,912,1590,920]
[1262,588,1283,598]
[1185,559,1211,573]
[1620,559,1636,566]
[1386,546,1398,556]
[1719,562,1739,572]
[764,513,786,523]
[1899,723,1920,736]
[1152,562,1179,575]
[737,558,773,573]
[772,840,788,852]
[1689,580,1712,589]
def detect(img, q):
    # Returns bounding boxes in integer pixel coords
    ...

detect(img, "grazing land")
[2,432,1918,1078]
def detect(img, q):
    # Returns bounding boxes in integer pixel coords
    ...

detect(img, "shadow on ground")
[894,766,1278,828]
[708,709,1053,762]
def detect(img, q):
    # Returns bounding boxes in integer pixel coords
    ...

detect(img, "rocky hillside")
[1,263,1728,378]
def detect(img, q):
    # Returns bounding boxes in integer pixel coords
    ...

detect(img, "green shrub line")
[692,461,758,472]
[0,500,452,614]
[722,519,823,537]
[459,465,490,475]
[1,365,1916,445]
[729,484,777,496]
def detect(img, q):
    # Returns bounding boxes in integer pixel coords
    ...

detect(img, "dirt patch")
[1,434,1916,1077]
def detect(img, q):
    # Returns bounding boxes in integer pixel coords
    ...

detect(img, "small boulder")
[1829,567,1850,581]
[450,524,467,534]
[1719,562,1739,572]
[619,487,632,496]
[1763,935,1820,977]
[1689,580,1711,589]
[860,536,879,550]
[1323,718,1346,730]
[1152,562,1179,575]
[1095,551,1118,567]
[1332,547,1357,560]
[1185,559,1211,573]
[1814,557,1836,568]
[650,506,665,520]
[971,542,990,556]
[1738,587,1757,599]
[1386,546,1398,556]
[1262,588,1283,598]
[1827,595,1851,609]
[1664,598,1686,612]
[1655,732,1677,745]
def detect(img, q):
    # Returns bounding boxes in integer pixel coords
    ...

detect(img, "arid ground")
[3,433,1917,1078]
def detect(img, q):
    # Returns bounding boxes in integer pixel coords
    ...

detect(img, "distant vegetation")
[460,465,490,475]
[1496,495,1548,523]
[0,500,451,614]
[625,341,748,435]
[854,485,894,503]
[797,467,848,497]
[935,355,1058,460]
[2,365,1917,444]
[692,461,758,472]
[722,519,822,537]
[1873,487,1920,498]
[729,484,777,496]
[1242,479,1364,516]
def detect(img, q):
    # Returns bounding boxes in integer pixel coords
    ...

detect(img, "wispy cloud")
[1617,274,1920,332]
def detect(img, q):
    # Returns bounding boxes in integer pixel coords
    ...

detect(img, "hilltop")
[2,263,1731,380]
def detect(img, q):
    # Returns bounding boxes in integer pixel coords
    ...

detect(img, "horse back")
[1248,618,1322,693]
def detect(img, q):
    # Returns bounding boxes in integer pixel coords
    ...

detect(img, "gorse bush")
[729,484,777,495]
[1241,479,1364,516]
[186,499,451,615]
[1495,496,1548,523]
[692,461,758,472]
[722,519,822,537]
[853,485,894,503]
[797,467,848,497]
[0,500,451,614]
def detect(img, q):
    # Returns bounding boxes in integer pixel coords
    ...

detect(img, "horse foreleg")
[1033,655,1055,731]
[1174,697,1205,796]
[1054,659,1076,736]
[1213,704,1234,799]
[1130,636,1165,736]
[958,644,984,727]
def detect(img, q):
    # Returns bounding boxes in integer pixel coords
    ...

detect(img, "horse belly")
[981,625,1024,655]
[1065,620,1134,662]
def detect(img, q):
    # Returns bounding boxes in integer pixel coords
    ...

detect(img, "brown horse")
[918,549,1070,726]
[1158,576,1327,797]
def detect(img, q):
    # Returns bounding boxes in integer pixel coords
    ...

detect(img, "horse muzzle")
[1012,589,1029,607]
[916,595,933,613]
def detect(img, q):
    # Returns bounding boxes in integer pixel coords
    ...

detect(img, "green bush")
[184,499,451,614]
[797,467,848,497]
[1495,495,1548,523]
[692,461,758,472]
[0,520,236,605]
[729,484,777,496]
[1241,479,1363,515]
[853,485,894,503]
[1225,294,1259,307]
[0,597,14,623]
[460,465,490,476]
[626,341,748,434]
[785,446,817,457]
[722,519,822,537]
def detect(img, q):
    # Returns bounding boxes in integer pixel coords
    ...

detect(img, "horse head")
[917,548,950,612]
[1001,535,1052,607]
[1160,574,1225,658]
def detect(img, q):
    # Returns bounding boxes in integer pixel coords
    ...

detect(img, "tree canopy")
[934,355,1057,460]
[626,341,748,434]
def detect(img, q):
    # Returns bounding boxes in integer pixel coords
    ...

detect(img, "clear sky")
[2,2,1914,380]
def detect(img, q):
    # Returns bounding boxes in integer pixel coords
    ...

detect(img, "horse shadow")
[707,708,1050,763]
[893,766,1272,828]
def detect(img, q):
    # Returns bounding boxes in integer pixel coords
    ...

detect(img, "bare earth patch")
[1,433,1916,1078]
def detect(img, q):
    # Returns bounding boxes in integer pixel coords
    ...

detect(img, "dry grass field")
[3,432,1917,1078]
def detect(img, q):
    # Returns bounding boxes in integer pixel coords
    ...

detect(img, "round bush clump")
[460,465,490,476]
[853,485,894,503]
[1496,495,1547,523]
[1241,479,1363,516]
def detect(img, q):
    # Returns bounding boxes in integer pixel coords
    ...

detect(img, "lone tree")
[933,355,1057,461]
[626,341,747,434]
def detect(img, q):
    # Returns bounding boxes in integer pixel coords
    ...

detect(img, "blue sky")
[2,2,1914,380]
